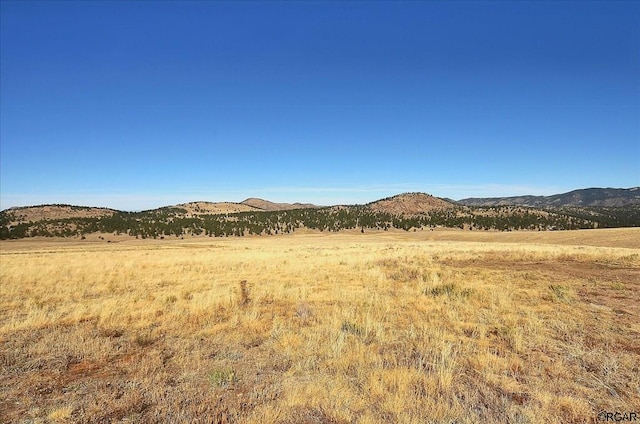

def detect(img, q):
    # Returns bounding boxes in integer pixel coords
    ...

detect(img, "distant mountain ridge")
[458,187,640,207]
[2,187,638,226]
[0,198,323,225]
[2,188,639,239]
[240,198,318,211]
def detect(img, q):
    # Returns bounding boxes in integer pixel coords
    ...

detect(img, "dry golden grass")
[1,229,639,423]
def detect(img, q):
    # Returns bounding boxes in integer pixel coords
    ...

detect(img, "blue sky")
[1,1,639,210]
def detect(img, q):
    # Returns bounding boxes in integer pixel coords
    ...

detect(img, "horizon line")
[1,185,638,212]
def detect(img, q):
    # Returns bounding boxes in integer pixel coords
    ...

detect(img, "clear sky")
[1,1,639,210]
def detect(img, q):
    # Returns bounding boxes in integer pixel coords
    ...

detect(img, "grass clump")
[295,302,313,322]
[341,320,364,337]
[388,266,420,282]
[208,366,237,387]
[238,279,251,307]
[426,282,473,299]
[549,284,572,302]
[48,406,74,422]
[134,334,155,347]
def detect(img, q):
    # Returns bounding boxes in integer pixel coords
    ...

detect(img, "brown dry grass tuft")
[1,229,639,423]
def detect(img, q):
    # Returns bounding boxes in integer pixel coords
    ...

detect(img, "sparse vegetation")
[208,367,237,387]
[548,284,572,302]
[340,320,365,337]
[426,282,474,299]
[1,229,638,422]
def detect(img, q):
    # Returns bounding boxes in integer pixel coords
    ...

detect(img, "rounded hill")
[241,198,318,211]
[367,192,456,215]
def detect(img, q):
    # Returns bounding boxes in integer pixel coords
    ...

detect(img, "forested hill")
[458,187,640,207]
[1,192,639,240]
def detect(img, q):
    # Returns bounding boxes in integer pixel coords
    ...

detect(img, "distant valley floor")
[2,227,638,250]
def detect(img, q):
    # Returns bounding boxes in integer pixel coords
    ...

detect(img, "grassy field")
[1,228,639,423]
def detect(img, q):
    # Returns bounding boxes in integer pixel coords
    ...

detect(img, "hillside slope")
[241,198,318,211]
[458,187,640,207]
[368,192,456,215]
[175,201,261,215]
[2,205,118,224]
[2,190,638,240]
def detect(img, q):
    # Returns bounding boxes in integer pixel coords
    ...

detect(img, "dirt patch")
[446,257,639,283]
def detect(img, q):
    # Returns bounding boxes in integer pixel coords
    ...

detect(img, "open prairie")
[1,228,639,423]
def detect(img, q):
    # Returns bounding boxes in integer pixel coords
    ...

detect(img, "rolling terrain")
[241,198,318,211]
[458,187,640,207]
[2,190,638,421]
[1,188,638,240]
[1,204,118,222]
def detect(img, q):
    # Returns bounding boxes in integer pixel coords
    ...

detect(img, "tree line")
[2,204,638,240]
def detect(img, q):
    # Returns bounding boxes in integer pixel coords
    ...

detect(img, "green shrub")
[208,367,237,387]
